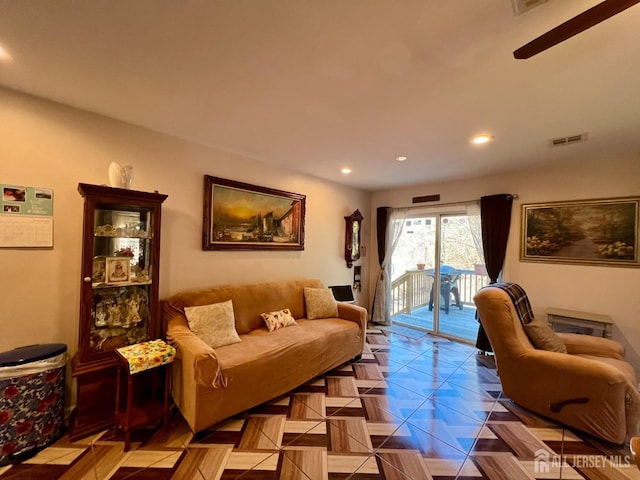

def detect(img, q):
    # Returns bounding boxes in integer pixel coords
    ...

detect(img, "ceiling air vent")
[511,0,548,16]
[549,132,588,147]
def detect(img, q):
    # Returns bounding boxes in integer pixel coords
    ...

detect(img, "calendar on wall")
[0,184,53,247]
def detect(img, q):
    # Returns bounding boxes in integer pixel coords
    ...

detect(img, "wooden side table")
[114,339,176,451]
[546,307,614,338]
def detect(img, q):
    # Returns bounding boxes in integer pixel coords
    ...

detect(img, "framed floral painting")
[521,197,639,267]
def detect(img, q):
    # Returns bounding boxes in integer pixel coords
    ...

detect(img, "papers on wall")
[0,184,53,247]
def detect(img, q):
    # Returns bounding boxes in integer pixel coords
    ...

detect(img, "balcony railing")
[391,269,490,316]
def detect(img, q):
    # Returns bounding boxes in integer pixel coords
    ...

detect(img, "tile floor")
[1,325,638,479]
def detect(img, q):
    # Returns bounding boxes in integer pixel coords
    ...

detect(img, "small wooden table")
[546,307,614,338]
[114,339,176,451]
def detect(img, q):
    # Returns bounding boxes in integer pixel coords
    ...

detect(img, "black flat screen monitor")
[329,285,355,302]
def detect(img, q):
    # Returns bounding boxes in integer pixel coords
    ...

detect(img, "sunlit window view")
[390,213,490,342]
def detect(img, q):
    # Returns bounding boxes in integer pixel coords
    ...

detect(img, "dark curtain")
[376,207,390,265]
[475,194,514,351]
[371,207,391,318]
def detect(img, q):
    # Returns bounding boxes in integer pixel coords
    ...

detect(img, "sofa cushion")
[524,316,567,354]
[215,318,359,370]
[184,300,241,349]
[304,287,339,319]
[260,308,297,332]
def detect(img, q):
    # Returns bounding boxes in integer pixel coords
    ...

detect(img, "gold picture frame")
[203,176,305,251]
[521,196,639,267]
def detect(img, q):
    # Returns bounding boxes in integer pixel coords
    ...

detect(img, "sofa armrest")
[337,303,367,336]
[556,333,625,360]
[166,315,226,389]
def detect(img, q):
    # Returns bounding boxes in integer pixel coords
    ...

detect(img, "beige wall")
[370,154,640,372]
[0,88,371,365]
[3,84,639,395]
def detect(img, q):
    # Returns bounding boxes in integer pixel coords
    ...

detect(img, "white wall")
[0,88,371,371]
[370,155,640,372]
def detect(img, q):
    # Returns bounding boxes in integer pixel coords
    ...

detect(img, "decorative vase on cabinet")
[70,183,168,440]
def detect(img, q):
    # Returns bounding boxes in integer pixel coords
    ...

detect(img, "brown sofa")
[163,278,367,433]
[474,284,640,444]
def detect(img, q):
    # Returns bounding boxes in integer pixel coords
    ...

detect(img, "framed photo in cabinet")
[106,257,131,283]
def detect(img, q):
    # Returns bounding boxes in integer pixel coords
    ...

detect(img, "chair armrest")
[337,303,368,336]
[556,333,625,360]
[517,349,629,388]
[500,349,629,411]
[166,315,226,389]
[501,349,630,443]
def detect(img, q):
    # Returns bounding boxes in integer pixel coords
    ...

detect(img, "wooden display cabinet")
[70,183,168,440]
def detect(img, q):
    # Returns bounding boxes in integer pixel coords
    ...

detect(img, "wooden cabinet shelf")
[92,280,153,289]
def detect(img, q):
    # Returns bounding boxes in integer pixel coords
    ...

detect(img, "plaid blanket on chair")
[489,282,535,325]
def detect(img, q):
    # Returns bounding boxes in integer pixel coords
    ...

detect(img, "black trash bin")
[0,343,67,466]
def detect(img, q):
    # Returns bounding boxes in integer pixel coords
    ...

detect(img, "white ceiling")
[1,1,639,191]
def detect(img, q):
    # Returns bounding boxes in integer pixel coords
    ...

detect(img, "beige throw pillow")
[184,299,241,349]
[260,308,297,332]
[524,317,567,354]
[304,287,339,319]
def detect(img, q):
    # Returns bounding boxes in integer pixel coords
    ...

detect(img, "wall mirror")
[344,209,363,268]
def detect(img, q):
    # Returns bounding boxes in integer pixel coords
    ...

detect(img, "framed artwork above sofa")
[202,175,306,251]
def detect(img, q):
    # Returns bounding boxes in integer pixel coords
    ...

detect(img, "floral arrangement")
[598,241,634,259]
[525,236,561,256]
[114,247,135,257]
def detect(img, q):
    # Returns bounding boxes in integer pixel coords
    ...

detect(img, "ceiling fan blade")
[514,0,640,59]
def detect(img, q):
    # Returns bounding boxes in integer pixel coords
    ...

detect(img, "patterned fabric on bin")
[0,365,65,465]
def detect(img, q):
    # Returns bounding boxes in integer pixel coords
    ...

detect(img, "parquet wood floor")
[1,325,637,479]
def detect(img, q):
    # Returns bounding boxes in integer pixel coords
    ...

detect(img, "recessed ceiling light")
[471,134,493,145]
[395,156,408,162]
[341,167,352,174]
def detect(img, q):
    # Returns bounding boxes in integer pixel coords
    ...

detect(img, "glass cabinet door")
[90,208,154,353]
[75,183,168,365]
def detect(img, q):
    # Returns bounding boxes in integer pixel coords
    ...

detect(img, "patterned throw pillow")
[184,299,241,349]
[260,308,297,332]
[304,287,339,320]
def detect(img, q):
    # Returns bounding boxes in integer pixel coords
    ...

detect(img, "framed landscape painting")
[521,197,640,267]
[203,176,305,251]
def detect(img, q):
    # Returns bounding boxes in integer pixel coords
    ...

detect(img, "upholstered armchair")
[474,283,640,444]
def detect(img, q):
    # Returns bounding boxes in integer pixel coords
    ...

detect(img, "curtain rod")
[396,194,519,211]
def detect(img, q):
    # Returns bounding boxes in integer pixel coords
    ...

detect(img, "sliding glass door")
[390,208,489,342]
